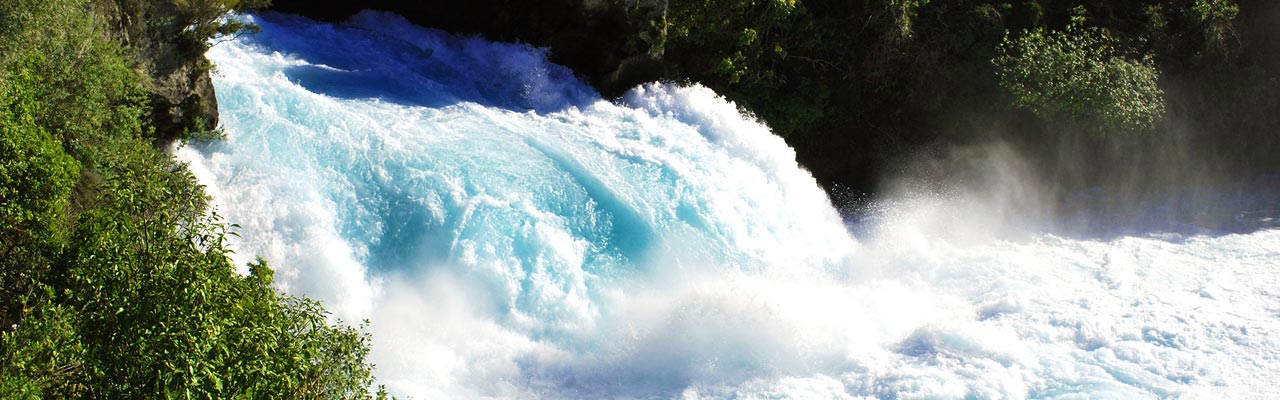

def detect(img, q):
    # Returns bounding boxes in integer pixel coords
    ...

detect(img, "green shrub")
[995,23,1167,136]
[0,0,147,145]
[1191,0,1239,54]
[0,113,80,331]
[170,0,272,53]
[62,206,376,398]
[1,0,382,397]
[0,304,88,399]
[666,0,800,85]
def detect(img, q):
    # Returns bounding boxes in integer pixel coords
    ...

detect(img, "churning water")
[177,11,1280,399]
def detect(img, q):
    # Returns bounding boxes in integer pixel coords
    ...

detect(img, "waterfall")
[178,11,1280,399]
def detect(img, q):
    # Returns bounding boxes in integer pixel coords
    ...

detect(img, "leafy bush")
[1191,0,1239,54]
[61,205,377,398]
[995,23,1167,136]
[666,0,799,85]
[0,0,147,144]
[656,0,1273,191]
[0,109,80,331]
[0,304,87,399]
[171,0,272,53]
[0,0,383,398]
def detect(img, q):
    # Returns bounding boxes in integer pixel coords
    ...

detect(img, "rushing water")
[178,11,1280,399]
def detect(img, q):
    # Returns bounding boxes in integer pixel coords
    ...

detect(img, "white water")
[178,12,1280,399]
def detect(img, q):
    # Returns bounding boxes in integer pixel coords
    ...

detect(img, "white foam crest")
[617,84,858,270]
[182,35,379,321]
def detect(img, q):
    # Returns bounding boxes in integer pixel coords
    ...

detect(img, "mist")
[858,92,1279,243]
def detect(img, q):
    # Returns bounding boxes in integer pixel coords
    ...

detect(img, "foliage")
[0,105,80,330]
[878,0,932,42]
[0,0,113,331]
[661,0,1271,190]
[664,0,860,139]
[666,0,800,85]
[0,0,381,398]
[994,23,1167,136]
[171,0,272,53]
[61,203,377,398]
[0,0,147,144]
[1191,0,1239,54]
[0,304,87,399]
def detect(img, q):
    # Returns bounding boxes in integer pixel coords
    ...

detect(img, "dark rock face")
[108,0,219,143]
[268,0,667,98]
[143,58,219,144]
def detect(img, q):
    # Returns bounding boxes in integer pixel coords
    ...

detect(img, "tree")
[995,21,1167,136]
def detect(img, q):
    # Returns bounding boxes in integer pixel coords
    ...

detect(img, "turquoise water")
[179,11,1280,399]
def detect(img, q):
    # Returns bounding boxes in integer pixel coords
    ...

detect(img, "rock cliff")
[107,0,221,144]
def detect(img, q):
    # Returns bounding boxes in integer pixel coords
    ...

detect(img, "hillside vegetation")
[664,0,1279,192]
[0,0,383,398]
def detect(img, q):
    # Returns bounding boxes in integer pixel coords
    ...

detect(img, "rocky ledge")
[108,0,222,144]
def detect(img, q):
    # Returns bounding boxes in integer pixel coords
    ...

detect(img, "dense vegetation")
[0,0,384,398]
[994,20,1166,137]
[664,0,1280,193]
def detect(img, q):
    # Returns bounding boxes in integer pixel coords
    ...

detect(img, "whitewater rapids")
[177,11,1280,399]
